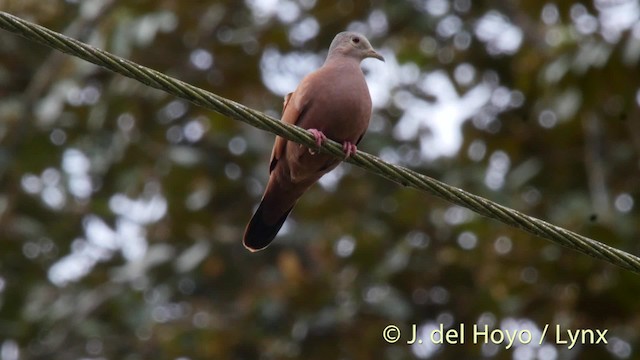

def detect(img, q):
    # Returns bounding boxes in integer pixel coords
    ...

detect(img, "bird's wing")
[269,76,313,173]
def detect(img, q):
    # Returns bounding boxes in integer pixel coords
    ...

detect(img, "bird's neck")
[323,54,361,69]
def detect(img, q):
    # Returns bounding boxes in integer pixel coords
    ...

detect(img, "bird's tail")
[243,163,320,251]
[243,199,293,252]
[243,170,304,252]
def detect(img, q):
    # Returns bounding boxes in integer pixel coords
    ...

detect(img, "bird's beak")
[367,49,385,62]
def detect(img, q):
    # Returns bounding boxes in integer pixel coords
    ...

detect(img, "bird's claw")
[342,142,357,158]
[305,130,356,158]
[307,128,327,155]
[308,129,327,147]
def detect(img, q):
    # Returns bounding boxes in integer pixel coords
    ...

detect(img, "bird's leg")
[307,128,327,155]
[342,142,357,158]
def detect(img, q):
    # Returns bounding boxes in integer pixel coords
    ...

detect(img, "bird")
[243,31,384,252]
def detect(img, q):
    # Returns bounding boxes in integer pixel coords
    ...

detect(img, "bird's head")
[327,31,385,63]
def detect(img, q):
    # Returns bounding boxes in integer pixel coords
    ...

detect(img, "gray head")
[326,31,384,63]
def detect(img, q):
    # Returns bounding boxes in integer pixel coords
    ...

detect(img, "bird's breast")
[301,70,372,142]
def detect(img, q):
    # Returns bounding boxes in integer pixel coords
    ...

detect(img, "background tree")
[0,0,639,359]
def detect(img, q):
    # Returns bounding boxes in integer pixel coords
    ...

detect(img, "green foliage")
[0,1,638,359]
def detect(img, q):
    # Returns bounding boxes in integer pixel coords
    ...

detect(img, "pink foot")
[308,128,327,147]
[342,142,357,158]
[307,128,327,154]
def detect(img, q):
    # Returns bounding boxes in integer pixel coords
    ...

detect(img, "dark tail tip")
[243,202,293,252]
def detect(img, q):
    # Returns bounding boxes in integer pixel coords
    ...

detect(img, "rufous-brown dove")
[243,32,384,251]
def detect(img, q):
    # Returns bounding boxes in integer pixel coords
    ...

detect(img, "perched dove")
[243,32,384,252]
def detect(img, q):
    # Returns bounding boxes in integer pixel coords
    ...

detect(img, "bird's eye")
[352,37,360,44]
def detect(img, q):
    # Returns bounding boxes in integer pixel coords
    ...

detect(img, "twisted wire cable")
[1,11,638,274]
